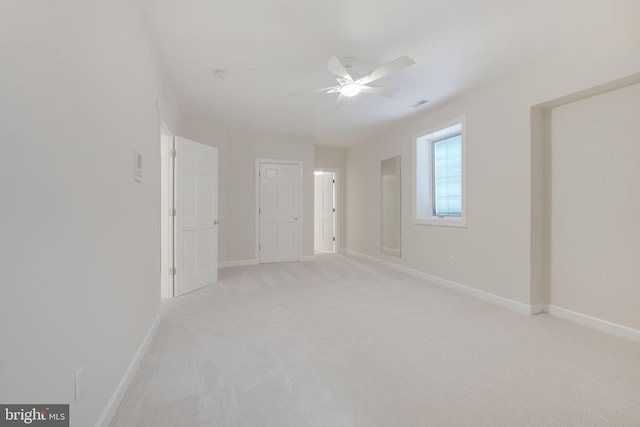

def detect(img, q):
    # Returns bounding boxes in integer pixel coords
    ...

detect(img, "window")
[415,118,466,226]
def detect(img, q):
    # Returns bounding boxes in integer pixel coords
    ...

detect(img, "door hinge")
[259,244,261,250]
[169,149,176,158]
[169,267,176,275]
[333,179,335,183]
[333,237,336,241]
[332,208,335,213]
[259,208,261,214]
[169,208,176,216]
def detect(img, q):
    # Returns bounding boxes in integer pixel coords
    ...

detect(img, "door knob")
[213,219,219,225]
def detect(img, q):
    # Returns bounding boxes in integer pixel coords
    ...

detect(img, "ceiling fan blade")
[334,93,348,107]
[328,56,353,80]
[289,85,340,96]
[360,85,398,98]
[360,55,415,85]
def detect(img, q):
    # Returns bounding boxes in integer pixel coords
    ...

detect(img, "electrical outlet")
[449,256,455,264]
[75,365,86,401]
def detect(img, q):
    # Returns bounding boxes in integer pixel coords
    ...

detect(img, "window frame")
[413,116,467,227]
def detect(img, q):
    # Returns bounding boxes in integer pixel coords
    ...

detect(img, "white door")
[259,162,301,263]
[174,137,218,296]
[314,171,335,252]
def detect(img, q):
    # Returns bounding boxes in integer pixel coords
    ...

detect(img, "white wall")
[549,83,640,330]
[346,20,640,311]
[180,117,315,263]
[314,147,347,251]
[0,1,178,425]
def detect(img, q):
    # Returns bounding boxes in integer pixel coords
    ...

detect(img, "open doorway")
[314,169,338,253]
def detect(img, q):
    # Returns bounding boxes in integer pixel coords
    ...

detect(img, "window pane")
[433,134,462,216]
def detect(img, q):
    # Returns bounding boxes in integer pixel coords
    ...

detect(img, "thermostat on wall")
[134,150,142,182]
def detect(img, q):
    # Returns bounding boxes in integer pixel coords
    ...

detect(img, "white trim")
[255,159,304,263]
[300,255,315,262]
[159,122,174,299]
[96,315,160,427]
[314,168,340,253]
[547,305,640,343]
[346,249,533,315]
[381,246,401,257]
[530,303,547,315]
[219,259,259,268]
[413,115,467,228]
[329,252,640,340]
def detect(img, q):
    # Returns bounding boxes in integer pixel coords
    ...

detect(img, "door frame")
[160,120,174,298]
[314,168,340,253]
[255,158,304,263]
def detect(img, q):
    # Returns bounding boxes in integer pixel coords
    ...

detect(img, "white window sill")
[413,217,467,228]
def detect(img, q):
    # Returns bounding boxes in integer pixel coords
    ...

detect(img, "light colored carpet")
[111,254,640,426]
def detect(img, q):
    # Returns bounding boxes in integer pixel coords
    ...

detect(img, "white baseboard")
[344,250,640,342]
[96,315,160,427]
[219,256,315,267]
[530,303,547,315]
[219,259,258,269]
[381,246,401,257]
[547,305,640,343]
[345,249,534,316]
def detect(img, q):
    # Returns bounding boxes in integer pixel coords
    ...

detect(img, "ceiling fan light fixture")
[292,55,415,102]
[340,82,362,97]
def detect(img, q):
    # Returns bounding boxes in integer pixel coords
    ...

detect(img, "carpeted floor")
[111,253,640,426]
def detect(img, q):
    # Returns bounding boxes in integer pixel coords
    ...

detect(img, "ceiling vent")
[411,99,430,108]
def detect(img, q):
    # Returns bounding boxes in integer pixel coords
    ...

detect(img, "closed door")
[174,137,218,296]
[259,162,301,263]
[314,171,335,252]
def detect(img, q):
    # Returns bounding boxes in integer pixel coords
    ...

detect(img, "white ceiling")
[140,0,631,146]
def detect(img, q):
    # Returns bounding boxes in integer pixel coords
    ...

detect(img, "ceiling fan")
[292,55,415,105]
